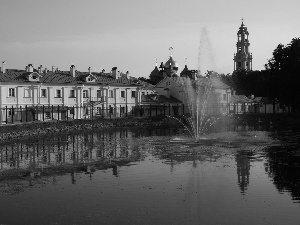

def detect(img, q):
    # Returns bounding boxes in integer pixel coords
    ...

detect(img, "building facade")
[0,63,156,123]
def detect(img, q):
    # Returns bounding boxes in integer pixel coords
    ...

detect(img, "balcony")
[90,97,104,102]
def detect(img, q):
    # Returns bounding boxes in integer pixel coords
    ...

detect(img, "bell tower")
[234,19,253,71]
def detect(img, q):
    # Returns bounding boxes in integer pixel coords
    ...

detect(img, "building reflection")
[0,129,136,174]
[235,150,253,194]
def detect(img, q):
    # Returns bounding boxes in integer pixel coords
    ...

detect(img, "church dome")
[164,56,178,68]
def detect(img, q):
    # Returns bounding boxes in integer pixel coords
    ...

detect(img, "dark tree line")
[220,38,300,111]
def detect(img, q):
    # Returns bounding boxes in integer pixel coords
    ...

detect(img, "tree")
[148,66,163,85]
[265,38,300,110]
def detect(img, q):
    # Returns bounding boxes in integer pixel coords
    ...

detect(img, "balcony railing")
[90,97,104,102]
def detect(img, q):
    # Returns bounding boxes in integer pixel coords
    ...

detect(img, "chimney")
[28,64,33,73]
[38,65,43,73]
[124,71,129,79]
[70,65,76,77]
[44,68,48,74]
[101,69,105,74]
[88,67,92,74]
[1,61,6,73]
[111,67,117,79]
[52,66,55,72]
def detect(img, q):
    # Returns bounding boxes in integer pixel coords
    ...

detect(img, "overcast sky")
[0,0,299,77]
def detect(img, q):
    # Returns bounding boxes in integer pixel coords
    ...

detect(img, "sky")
[0,0,299,78]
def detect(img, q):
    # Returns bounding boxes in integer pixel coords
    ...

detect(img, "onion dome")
[164,56,179,68]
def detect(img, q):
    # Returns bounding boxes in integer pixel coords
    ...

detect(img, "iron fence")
[0,104,186,124]
[0,102,288,125]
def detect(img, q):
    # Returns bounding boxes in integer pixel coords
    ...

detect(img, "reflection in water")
[265,145,300,202]
[264,121,300,202]
[0,124,300,224]
[235,150,252,194]
[0,129,138,171]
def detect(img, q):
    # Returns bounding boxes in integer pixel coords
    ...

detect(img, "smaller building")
[154,76,231,116]
[230,94,253,114]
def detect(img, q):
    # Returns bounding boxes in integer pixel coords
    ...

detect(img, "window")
[83,90,88,98]
[120,107,125,115]
[241,104,245,111]
[109,90,114,98]
[85,107,89,115]
[109,105,113,114]
[69,90,75,98]
[69,108,74,115]
[8,108,15,116]
[131,91,136,98]
[45,112,51,119]
[96,90,102,98]
[56,89,61,98]
[223,94,227,101]
[24,88,31,97]
[121,91,125,98]
[8,88,15,97]
[41,89,47,97]
[96,107,102,115]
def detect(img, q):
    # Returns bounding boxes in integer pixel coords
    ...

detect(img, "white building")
[0,63,155,123]
[154,76,231,115]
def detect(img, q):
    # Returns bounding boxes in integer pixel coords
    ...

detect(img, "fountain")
[163,26,277,164]
[168,27,225,142]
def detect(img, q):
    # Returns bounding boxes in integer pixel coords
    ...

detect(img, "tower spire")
[169,47,173,58]
[233,21,252,71]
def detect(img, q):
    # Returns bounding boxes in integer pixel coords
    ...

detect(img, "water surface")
[0,122,300,225]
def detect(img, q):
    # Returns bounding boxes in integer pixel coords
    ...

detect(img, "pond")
[0,119,300,225]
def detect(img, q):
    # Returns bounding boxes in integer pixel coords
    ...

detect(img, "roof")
[157,76,230,89]
[210,78,230,89]
[137,81,155,90]
[0,69,141,87]
[252,97,272,104]
[141,94,182,104]
[230,95,253,103]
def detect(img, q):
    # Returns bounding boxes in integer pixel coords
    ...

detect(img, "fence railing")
[0,103,288,125]
[0,104,186,124]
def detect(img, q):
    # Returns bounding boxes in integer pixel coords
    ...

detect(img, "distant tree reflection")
[265,145,300,202]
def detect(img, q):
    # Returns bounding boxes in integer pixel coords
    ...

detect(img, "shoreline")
[0,113,299,182]
[0,113,298,145]
[0,116,181,145]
